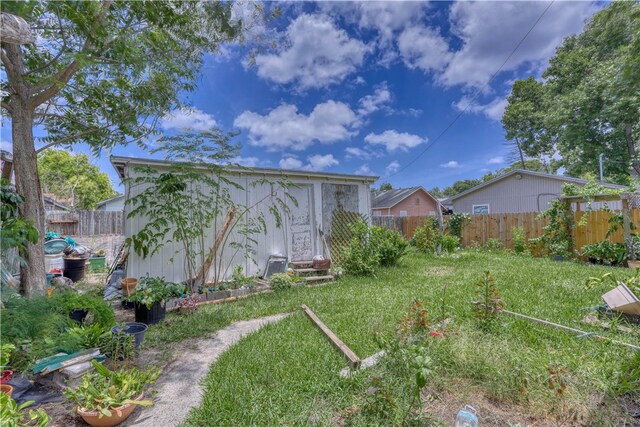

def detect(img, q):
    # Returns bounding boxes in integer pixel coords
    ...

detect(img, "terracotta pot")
[76,392,144,427]
[0,384,13,398]
[120,278,138,297]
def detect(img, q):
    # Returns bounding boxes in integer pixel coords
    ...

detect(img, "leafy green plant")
[484,238,503,250]
[411,218,442,253]
[585,270,640,296]
[472,271,504,326]
[64,361,159,418]
[52,291,115,328]
[370,226,408,267]
[448,212,471,240]
[230,265,254,289]
[0,392,49,427]
[0,344,15,369]
[581,240,626,264]
[539,198,574,258]
[441,235,460,253]
[125,277,185,309]
[268,273,295,291]
[341,220,407,276]
[511,226,527,254]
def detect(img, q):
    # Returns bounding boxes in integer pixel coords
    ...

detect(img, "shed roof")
[96,194,125,208]
[110,155,378,183]
[445,169,626,202]
[372,187,437,209]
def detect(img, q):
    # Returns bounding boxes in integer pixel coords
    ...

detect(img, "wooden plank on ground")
[301,304,360,368]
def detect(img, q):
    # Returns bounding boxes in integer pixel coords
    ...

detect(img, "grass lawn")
[145,250,639,426]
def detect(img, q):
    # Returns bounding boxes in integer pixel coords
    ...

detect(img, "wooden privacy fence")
[373,209,640,251]
[46,210,124,236]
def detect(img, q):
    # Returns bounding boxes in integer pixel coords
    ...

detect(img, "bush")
[411,219,442,253]
[511,226,527,253]
[448,212,471,239]
[341,220,408,276]
[485,238,503,250]
[269,273,295,290]
[441,235,460,253]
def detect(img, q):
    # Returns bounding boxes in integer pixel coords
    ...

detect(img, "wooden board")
[301,304,360,368]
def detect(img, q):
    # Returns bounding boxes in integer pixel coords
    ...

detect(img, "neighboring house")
[43,194,69,212]
[96,194,125,211]
[371,187,440,217]
[444,169,626,214]
[111,155,377,282]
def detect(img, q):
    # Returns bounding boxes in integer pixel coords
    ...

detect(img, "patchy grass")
[144,250,639,425]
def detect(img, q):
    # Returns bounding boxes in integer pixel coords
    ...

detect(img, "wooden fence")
[46,210,124,236]
[373,209,640,251]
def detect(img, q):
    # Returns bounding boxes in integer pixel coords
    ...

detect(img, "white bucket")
[45,253,64,272]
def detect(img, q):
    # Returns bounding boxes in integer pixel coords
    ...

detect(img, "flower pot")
[76,392,144,427]
[120,278,138,297]
[553,255,565,262]
[69,308,89,324]
[628,260,640,269]
[88,256,106,272]
[111,322,148,354]
[0,384,13,398]
[0,370,14,384]
[134,301,166,325]
[63,256,89,283]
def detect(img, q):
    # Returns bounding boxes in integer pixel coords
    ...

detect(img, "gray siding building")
[445,169,625,214]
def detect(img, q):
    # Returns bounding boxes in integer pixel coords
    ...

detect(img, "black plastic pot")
[63,257,88,282]
[134,301,166,325]
[121,300,135,310]
[69,309,89,324]
[111,322,148,353]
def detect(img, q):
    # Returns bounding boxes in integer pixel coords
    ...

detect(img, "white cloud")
[386,160,400,175]
[355,76,366,85]
[345,146,382,160]
[398,25,452,73]
[357,82,392,116]
[229,156,260,168]
[0,138,12,153]
[364,130,426,152]
[487,156,505,165]
[355,164,375,176]
[453,96,508,121]
[160,108,217,131]
[234,100,359,151]
[254,13,371,89]
[440,160,461,169]
[279,157,303,169]
[440,1,596,88]
[305,154,339,172]
[279,154,339,172]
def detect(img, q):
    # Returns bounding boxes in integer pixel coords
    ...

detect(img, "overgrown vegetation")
[341,220,408,276]
[411,218,442,254]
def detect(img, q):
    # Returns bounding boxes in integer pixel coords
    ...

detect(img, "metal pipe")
[599,153,605,183]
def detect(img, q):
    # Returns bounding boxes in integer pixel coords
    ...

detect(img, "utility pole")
[599,153,605,183]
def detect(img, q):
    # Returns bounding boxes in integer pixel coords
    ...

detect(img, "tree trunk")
[514,138,526,169]
[12,106,47,296]
[625,123,640,176]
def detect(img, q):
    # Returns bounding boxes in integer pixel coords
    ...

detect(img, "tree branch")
[28,0,112,108]
[1,100,13,114]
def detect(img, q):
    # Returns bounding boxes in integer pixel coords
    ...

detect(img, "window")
[399,210,408,217]
[472,204,490,215]
[373,210,382,217]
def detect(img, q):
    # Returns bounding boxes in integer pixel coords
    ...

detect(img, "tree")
[379,183,393,191]
[502,1,640,185]
[1,1,265,295]
[441,179,482,198]
[38,150,116,210]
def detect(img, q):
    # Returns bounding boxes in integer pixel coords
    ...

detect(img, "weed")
[472,271,504,328]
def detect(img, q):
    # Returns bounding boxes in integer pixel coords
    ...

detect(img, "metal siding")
[123,165,372,282]
[452,174,566,214]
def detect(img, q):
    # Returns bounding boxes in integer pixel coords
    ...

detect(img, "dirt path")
[124,314,289,427]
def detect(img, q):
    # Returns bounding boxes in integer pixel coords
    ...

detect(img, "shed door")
[289,185,315,261]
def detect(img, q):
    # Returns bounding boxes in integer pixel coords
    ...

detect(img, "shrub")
[485,238,503,250]
[341,220,408,276]
[411,218,441,253]
[448,212,471,239]
[511,226,527,254]
[441,235,460,253]
[268,273,295,290]
[370,226,408,267]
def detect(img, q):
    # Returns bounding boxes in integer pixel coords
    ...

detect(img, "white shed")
[111,156,377,282]
[96,194,125,211]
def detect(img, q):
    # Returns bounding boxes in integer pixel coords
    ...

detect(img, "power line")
[387,0,556,179]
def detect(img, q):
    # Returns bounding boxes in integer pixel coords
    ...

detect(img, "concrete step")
[290,260,313,267]
[294,267,329,273]
[304,275,334,282]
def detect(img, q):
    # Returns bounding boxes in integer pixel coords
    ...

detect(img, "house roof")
[43,194,69,210]
[110,155,379,184]
[444,169,627,202]
[371,187,437,209]
[96,194,125,207]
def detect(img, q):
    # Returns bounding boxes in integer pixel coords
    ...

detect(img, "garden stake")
[301,305,361,368]
[502,309,640,352]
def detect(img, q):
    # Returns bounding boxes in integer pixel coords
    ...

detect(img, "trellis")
[329,210,367,266]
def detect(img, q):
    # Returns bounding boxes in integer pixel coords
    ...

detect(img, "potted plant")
[549,241,570,261]
[65,360,159,427]
[0,392,50,426]
[120,278,138,297]
[0,344,15,397]
[125,277,185,325]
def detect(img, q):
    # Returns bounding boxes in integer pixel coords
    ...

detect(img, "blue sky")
[0,1,601,193]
